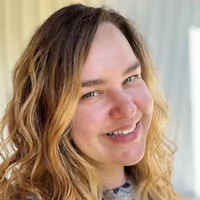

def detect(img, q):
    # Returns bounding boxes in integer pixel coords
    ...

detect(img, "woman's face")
[71,23,153,168]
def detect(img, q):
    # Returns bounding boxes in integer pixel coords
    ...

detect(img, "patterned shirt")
[103,179,137,200]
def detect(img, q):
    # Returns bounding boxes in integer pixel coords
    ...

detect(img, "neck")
[97,164,127,190]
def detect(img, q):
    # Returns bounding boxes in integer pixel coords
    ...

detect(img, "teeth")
[107,124,137,137]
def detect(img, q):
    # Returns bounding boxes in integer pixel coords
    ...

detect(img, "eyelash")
[123,75,138,84]
[81,92,99,99]
[81,75,138,100]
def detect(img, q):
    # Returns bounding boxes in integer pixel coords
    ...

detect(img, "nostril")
[109,99,137,119]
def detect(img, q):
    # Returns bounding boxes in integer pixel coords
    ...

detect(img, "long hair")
[0,4,178,200]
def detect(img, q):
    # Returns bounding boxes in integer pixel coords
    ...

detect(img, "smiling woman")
[72,23,153,175]
[0,4,178,200]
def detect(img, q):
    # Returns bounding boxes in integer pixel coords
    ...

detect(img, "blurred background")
[0,0,199,199]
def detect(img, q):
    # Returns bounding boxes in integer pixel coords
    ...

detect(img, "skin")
[71,23,153,189]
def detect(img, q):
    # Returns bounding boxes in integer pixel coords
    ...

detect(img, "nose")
[109,91,137,119]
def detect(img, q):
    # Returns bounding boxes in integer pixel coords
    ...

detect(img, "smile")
[106,124,137,137]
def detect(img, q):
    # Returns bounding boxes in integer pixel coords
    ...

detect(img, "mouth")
[106,123,138,138]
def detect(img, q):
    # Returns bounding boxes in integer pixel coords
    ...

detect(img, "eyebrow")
[82,62,141,87]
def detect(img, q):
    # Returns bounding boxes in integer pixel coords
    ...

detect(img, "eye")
[123,75,137,84]
[81,91,99,99]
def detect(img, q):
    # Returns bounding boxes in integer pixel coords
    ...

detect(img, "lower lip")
[105,123,140,143]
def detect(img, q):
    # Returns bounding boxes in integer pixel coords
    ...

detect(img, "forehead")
[87,23,134,61]
[82,23,138,79]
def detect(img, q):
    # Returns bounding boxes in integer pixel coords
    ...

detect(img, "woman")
[0,4,178,200]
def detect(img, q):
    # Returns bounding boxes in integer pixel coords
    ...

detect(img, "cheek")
[134,84,154,114]
[72,103,106,137]
[71,103,107,154]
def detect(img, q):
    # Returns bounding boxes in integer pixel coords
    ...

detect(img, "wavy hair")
[0,4,178,200]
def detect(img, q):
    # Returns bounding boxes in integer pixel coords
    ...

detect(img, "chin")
[121,144,146,166]
[124,155,144,166]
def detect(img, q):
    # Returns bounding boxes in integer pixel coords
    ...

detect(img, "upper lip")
[107,121,139,134]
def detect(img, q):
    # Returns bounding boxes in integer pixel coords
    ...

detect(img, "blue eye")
[123,76,136,84]
[81,92,98,99]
